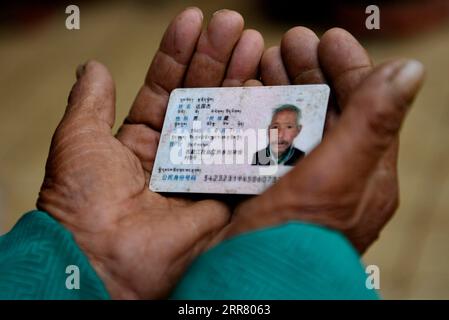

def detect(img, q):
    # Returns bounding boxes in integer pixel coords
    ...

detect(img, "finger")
[302,59,425,192]
[278,27,338,132]
[280,27,325,84]
[65,60,116,130]
[183,9,244,87]
[260,46,290,85]
[319,28,399,186]
[318,28,373,108]
[222,29,264,87]
[126,7,204,131]
[118,8,203,175]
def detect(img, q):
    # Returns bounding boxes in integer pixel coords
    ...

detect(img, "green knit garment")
[0,210,379,300]
[0,211,110,299]
[170,223,379,300]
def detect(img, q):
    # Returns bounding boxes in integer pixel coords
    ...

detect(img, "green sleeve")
[0,210,378,300]
[0,210,110,299]
[170,223,379,300]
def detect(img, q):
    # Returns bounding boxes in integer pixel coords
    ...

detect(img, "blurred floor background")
[0,0,448,299]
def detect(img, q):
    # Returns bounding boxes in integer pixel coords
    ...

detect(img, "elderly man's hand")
[218,27,425,253]
[37,8,264,299]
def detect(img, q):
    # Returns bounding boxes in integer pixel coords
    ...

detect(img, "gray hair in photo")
[272,104,302,127]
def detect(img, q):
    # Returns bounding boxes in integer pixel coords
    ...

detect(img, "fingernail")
[76,63,87,80]
[213,9,229,16]
[186,6,203,20]
[391,60,425,102]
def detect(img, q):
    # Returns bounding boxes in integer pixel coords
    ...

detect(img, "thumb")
[311,59,425,191]
[63,60,116,130]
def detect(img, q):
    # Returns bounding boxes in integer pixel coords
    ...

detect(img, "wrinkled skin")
[37,8,424,299]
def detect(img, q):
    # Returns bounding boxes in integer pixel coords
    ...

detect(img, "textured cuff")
[0,210,110,300]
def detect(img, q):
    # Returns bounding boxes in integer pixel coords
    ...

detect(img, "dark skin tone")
[37,8,425,299]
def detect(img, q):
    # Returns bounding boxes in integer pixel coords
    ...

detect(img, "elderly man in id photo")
[252,104,305,166]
